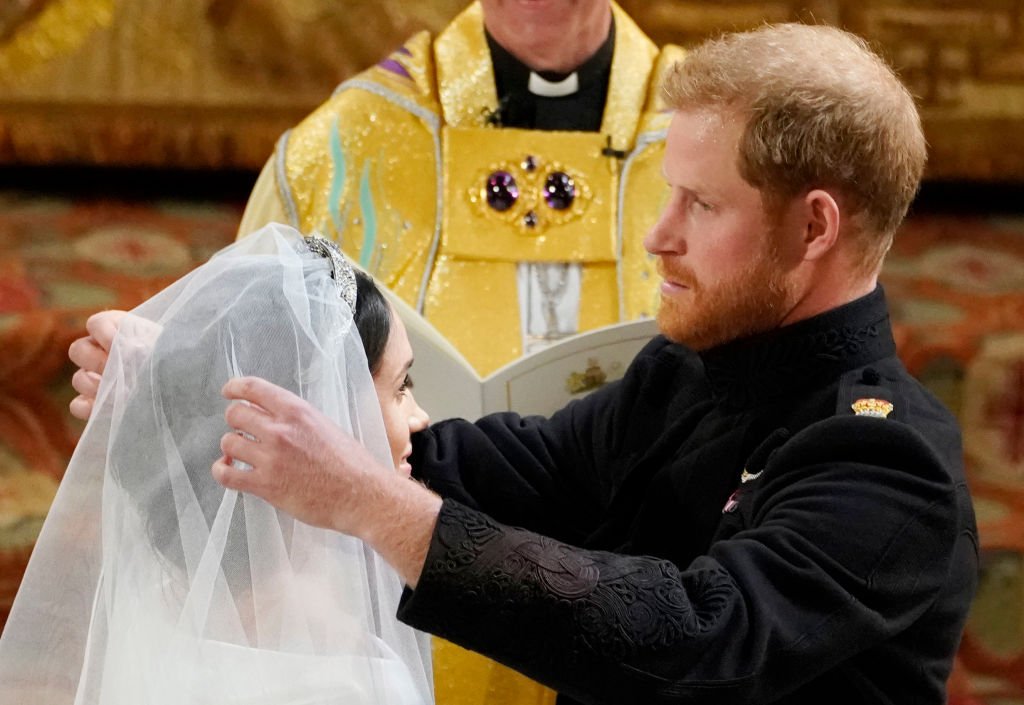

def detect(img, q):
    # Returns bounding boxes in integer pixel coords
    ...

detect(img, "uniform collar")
[698,287,897,408]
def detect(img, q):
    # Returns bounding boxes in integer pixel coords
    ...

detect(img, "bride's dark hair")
[353,270,390,376]
[108,256,392,594]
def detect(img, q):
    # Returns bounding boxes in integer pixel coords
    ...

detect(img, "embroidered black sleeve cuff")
[397,499,744,703]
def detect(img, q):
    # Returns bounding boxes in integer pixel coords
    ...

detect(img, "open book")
[383,290,660,422]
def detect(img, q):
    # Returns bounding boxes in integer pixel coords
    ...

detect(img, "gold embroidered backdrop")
[1,0,1023,178]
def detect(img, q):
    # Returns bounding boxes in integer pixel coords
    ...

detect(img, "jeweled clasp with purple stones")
[544,172,575,210]
[486,171,519,212]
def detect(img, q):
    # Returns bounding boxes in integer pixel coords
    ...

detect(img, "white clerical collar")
[528,71,579,97]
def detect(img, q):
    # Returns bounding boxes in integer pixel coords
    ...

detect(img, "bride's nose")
[408,394,430,432]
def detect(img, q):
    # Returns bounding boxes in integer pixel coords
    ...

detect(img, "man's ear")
[800,189,841,262]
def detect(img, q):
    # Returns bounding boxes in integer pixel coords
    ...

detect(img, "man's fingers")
[69,370,101,420]
[222,377,299,417]
[212,456,258,493]
[224,397,272,436]
[69,396,94,421]
[68,337,108,375]
[71,369,102,397]
[85,310,126,350]
[220,430,261,467]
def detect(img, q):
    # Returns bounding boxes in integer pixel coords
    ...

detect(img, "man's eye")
[693,199,713,212]
[400,374,413,392]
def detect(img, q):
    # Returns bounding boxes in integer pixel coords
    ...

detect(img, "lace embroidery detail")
[428,502,735,660]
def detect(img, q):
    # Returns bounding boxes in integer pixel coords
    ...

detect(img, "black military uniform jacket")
[399,288,979,705]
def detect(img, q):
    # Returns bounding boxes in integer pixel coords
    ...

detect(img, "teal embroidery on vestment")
[328,117,347,241]
[358,161,378,270]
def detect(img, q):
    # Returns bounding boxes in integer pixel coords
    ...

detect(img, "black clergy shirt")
[485,19,614,132]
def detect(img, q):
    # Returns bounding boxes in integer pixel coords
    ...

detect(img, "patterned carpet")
[883,212,1024,703]
[0,189,244,624]
[0,188,1022,702]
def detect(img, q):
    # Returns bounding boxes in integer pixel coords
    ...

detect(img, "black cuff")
[397,499,739,703]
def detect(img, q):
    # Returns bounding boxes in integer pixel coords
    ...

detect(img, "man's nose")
[644,211,685,256]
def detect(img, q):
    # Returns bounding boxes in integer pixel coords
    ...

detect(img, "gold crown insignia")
[851,398,894,418]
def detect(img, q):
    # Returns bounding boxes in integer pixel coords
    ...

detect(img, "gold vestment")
[239,1,682,377]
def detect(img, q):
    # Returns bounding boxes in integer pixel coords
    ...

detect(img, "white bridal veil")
[0,224,433,705]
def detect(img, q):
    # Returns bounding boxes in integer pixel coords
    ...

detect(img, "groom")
[75,23,979,705]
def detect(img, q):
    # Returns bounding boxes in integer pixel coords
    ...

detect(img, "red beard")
[656,241,792,351]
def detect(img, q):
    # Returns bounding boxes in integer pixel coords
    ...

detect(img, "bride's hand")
[68,310,127,420]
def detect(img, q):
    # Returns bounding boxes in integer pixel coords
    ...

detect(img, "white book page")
[482,318,659,418]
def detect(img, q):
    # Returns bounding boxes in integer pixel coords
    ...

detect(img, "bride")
[0,224,433,705]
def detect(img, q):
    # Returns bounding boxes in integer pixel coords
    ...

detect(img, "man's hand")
[212,376,442,587]
[68,310,127,420]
